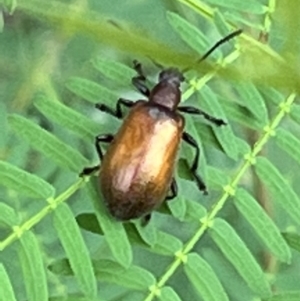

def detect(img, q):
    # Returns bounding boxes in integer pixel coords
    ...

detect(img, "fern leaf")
[234,83,268,123]
[213,10,231,36]
[152,231,183,256]
[207,165,230,187]
[290,103,300,124]
[92,58,136,85]
[53,203,97,298]
[197,86,239,160]
[264,291,300,301]
[220,97,265,130]
[275,128,300,166]
[159,286,182,301]
[86,182,132,267]
[184,253,229,301]
[66,76,118,105]
[34,94,100,141]
[234,188,291,263]
[166,12,210,55]
[254,157,300,226]
[167,193,187,221]
[0,264,17,301]
[282,232,300,254]
[203,0,265,14]
[0,161,55,199]
[209,218,272,297]
[18,231,48,301]
[124,224,183,255]
[184,198,207,222]
[224,12,264,29]
[8,114,89,172]
[0,203,19,226]
[94,260,156,290]
[260,87,283,106]
[134,220,158,247]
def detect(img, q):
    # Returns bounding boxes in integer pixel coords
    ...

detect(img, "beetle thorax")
[149,68,184,111]
[149,83,181,111]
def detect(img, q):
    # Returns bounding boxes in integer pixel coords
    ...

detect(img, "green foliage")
[184,253,229,301]
[18,231,48,301]
[1,0,300,301]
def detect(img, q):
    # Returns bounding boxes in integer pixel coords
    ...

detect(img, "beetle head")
[149,68,184,111]
[158,68,185,85]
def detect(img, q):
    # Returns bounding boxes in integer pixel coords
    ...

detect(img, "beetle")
[81,29,242,222]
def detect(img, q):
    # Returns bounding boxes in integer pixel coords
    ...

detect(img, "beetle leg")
[141,213,152,226]
[95,134,114,161]
[165,178,178,201]
[96,98,135,119]
[116,99,135,118]
[80,165,100,176]
[178,106,226,126]
[132,60,150,97]
[133,60,146,78]
[80,134,114,176]
[182,132,208,195]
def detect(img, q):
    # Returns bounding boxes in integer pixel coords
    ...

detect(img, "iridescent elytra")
[81,29,242,222]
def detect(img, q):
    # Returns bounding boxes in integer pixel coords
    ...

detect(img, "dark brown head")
[149,68,185,111]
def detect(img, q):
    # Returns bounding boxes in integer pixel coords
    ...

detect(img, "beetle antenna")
[199,29,242,62]
[182,29,242,72]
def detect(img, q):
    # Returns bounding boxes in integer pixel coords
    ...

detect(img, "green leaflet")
[203,0,265,14]
[86,181,132,267]
[94,260,156,290]
[34,94,100,141]
[159,286,182,301]
[290,103,300,124]
[220,97,265,130]
[275,128,300,166]
[0,203,19,226]
[76,213,103,235]
[282,232,300,254]
[0,264,17,301]
[234,188,291,263]
[0,161,55,199]
[187,122,221,152]
[92,58,135,85]
[134,220,158,247]
[167,194,187,221]
[182,114,208,184]
[124,224,183,256]
[8,114,89,172]
[213,9,231,37]
[224,12,264,29]
[53,203,97,299]
[18,231,48,301]
[209,218,272,298]
[255,157,300,226]
[184,253,229,301]
[234,82,268,123]
[264,291,300,301]
[197,86,239,160]
[152,231,183,256]
[167,12,210,55]
[66,76,118,104]
[184,199,207,222]
[259,87,283,106]
[207,165,230,187]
